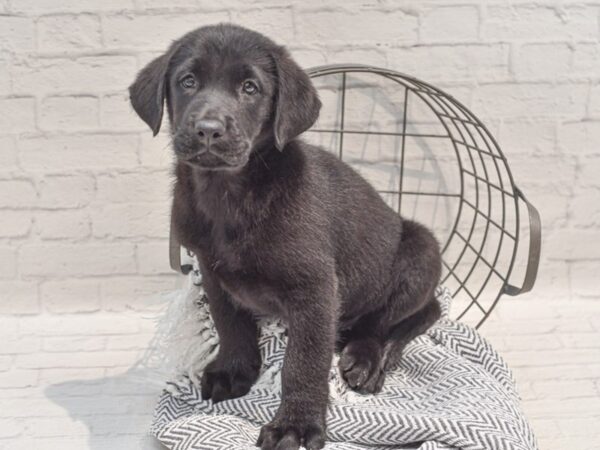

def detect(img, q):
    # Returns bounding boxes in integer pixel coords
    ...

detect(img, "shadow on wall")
[43,288,195,449]
[45,368,167,449]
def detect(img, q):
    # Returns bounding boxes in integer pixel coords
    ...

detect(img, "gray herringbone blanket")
[150,286,537,450]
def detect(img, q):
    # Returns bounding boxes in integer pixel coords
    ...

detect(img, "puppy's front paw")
[256,417,325,450]
[339,339,385,394]
[200,357,260,403]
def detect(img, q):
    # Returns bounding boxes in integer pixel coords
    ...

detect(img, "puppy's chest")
[219,267,284,318]
[198,223,285,317]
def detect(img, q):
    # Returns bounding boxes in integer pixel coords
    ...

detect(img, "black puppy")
[130,24,441,450]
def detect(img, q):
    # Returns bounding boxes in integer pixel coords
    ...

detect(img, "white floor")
[1,294,599,450]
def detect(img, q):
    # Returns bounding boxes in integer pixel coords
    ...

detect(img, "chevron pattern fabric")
[150,286,537,450]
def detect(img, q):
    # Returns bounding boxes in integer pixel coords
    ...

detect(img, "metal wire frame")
[305,64,541,328]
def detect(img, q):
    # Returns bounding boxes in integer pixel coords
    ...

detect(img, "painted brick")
[95,171,171,204]
[18,314,140,336]
[388,44,510,83]
[497,120,557,155]
[135,241,172,275]
[0,418,26,438]
[90,202,170,238]
[18,134,138,172]
[42,336,105,352]
[482,5,598,42]
[230,8,295,43]
[0,397,70,418]
[588,84,600,118]
[138,131,176,167]
[0,354,12,371]
[295,9,418,44]
[40,279,101,314]
[39,96,99,131]
[558,121,600,155]
[34,210,91,240]
[16,350,141,369]
[19,244,136,277]
[0,180,37,208]
[571,43,600,77]
[105,334,155,351]
[0,281,39,314]
[504,154,576,193]
[23,417,90,437]
[37,14,102,52]
[11,0,134,14]
[99,93,146,131]
[514,43,572,80]
[472,83,587,119]
[11,56,138,95]
[561,333,600,349]
[0,59,9,94]
[37,367,106,384]
[100,275,176,312]
[0,369,38,388]
[0,17,35,53]
[103,12,231,50]
[569,188,600,228]
[579,155,600,187]
[420,6,479,43]
[0,335,40,354]
[570,262,600,299]
[136,0,199,8]
[287,48,328,68]
[545,229,600,261]
[0,211,33,238]
[38,174,95,208]
[0,246,17,279]
[0,97,36,132]
[0,135,18,172]
[533,379,598,399]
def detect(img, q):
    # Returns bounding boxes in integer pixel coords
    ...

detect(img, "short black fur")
[130,23,442,450]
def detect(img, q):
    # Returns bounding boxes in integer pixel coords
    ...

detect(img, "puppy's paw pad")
[200,360,259,403]
[339,340,385,393]
[256,421,325,450]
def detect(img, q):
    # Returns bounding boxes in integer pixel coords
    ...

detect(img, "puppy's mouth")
[185,150,248,170]
[174,134,251,171]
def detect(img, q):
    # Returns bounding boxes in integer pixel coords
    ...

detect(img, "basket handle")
[503,188,541,296]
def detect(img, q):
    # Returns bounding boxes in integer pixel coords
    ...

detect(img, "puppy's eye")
[180,74,197,89]
[242,80,259,95]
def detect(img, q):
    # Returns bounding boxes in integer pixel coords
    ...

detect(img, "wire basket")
[169,64,541,329]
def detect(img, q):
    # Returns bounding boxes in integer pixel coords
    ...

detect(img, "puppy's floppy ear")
[272,48,321,151]
[129,53,170,136]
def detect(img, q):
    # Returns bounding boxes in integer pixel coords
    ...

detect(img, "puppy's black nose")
[194,119,225,140]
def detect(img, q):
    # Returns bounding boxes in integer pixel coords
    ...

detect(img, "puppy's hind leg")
[382,299,441,371]
[339,220,441,393]
[338,298,440,394]
[381,220,442,371]
[338,311,388,394]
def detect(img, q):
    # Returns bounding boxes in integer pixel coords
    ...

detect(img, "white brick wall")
[1,1,599,448]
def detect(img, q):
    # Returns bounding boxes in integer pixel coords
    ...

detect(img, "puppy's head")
[129,23,321,171]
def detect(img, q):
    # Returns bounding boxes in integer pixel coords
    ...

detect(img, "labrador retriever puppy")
[130,23,441,450]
